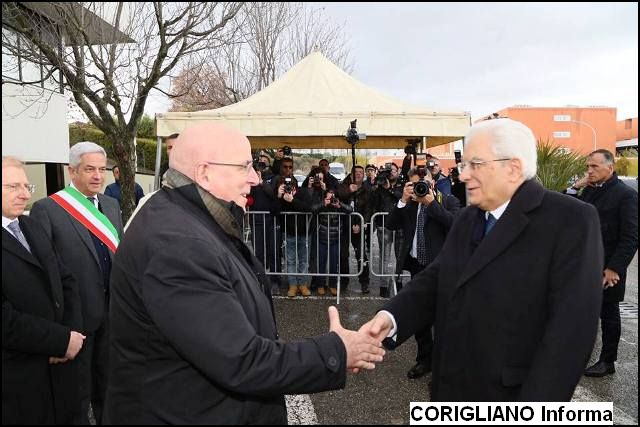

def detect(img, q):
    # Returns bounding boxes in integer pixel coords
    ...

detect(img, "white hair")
[465,119,537,179]
[69,142,106,167]
[2,156,25,169]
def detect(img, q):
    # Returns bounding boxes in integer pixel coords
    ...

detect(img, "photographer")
[363,164,378,191]
[450,166,467,206]
[301,159,340,191]
[275,170,312,298]
[308,170,352,296]
[366,164,401,297]
[248,165,282,293]
[387,166,460,379]
[272,145,292,180]
[426,156,452,195]
[337,166,372,294]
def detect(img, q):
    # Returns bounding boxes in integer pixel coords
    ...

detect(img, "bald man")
[103,123,385,424]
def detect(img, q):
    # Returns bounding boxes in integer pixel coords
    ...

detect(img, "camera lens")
[282,146,292,156]
[413,179,430,197]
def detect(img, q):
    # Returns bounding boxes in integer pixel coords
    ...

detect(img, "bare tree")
[169,2,352,112]
[2,2,243,221]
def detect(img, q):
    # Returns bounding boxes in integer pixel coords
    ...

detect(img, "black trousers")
[599,300,621,363]
[405,256,433,364]
[75,311,109,425]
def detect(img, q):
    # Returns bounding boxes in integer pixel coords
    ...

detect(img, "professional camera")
[313,173,322,187]
[375,164,391,186]
[282,145,292,157]
[283,177,294,194]
[330,194,338,205]
[346,119,359,145]
[404,138,420,155]
[413,166,432,198]
[426,159,437,169]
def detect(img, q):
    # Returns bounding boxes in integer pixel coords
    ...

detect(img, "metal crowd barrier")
[243,211,365,304]
[368,212,410,297]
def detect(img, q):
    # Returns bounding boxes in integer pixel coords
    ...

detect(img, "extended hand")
[328,306,385,371]
[359,311,394,342]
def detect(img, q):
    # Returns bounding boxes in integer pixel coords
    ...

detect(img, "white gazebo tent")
[156,52,470,150]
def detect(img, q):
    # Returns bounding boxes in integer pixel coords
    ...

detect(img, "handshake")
[327,306,395,372]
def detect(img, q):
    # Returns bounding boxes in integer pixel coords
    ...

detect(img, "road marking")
[286,394,318,425]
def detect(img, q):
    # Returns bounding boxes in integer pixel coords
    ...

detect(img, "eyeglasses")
[205,160,253,174]
[458,158,511,173]
[3,183,36,194]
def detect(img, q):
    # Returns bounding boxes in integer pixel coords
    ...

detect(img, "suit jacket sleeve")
[382,255,440,346]
[2,299,70,357]
[518,204,603,401]
[386,203,406,231]
[142,237,346,396]
[58,256,83,331]
[607,189,638,275]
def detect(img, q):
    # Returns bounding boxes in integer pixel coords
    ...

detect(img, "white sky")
[145,2,638,121]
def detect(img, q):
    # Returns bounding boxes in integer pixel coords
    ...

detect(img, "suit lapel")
[19,218,63,305]
[455,180,544,289]
[66,211,101,265]
[2,228,42,268]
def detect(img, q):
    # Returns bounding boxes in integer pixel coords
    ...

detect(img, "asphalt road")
[275,253,638,425]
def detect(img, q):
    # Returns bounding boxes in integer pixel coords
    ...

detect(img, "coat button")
[55,302,60,308]
[328,356,337,367]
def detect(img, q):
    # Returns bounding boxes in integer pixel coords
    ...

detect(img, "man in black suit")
[387,167,460,379]
[567,149,638,377]
[2,156,85,424]
[31,143,123,424]
[361,118,604,401]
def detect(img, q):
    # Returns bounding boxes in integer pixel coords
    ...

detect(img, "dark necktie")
[87,196,103,213]
[416,204,428,265]
[484,213,497,236]
[8,221,31,253]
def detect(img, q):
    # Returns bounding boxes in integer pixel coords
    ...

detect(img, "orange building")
[616,117,638,141]
[488,106,617,155]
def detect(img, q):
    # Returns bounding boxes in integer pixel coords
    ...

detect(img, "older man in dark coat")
[361,119,604,401]
[568,149,638,377]
[104,123,385,424]
[2,156,84,424]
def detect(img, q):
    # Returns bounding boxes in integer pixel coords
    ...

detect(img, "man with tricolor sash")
[31,142,123,425]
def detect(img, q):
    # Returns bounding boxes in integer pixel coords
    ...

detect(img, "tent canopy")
[156,52,470,149]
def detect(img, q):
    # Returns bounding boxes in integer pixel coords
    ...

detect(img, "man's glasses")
[458,158,511,174]
[205,160,253,174]
[3,183,36,194]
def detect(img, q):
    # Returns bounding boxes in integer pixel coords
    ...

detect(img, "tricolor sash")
[50,187,119,253]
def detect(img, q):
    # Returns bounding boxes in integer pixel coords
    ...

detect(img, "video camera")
[281,145,292,157]
[252,157,267,172]
[404,138,420,155]
[375,162,392,186]
[346,120,360,145]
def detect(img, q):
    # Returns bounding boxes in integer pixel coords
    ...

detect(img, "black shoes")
[361,283,370,294]
[379,287,389,298]
[584,361,615,377]
[407,361,431,379]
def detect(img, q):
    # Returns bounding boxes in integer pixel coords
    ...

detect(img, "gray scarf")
[165,168,243,240]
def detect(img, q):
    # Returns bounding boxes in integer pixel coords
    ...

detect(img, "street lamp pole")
[571,119,597,152]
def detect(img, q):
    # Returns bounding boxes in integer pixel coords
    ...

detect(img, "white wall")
[2,85,69,163]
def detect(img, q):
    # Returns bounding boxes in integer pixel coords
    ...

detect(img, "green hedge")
[69,125,167,171]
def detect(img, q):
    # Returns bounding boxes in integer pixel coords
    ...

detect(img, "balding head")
[169,123,258,208]
[170,123,251,179]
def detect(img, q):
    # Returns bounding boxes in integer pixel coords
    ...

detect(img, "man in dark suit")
[30,143,123,424]
[567,149,638,377]
[361,118,604,401]
[103,123,385,424]
[2,156,85,424]
[387,167,460,379]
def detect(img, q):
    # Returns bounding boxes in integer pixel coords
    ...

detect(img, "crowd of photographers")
[247,146,468,299]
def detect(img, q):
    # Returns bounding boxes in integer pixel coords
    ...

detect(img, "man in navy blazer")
[361,119,604,401]
[2,156,85,424]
